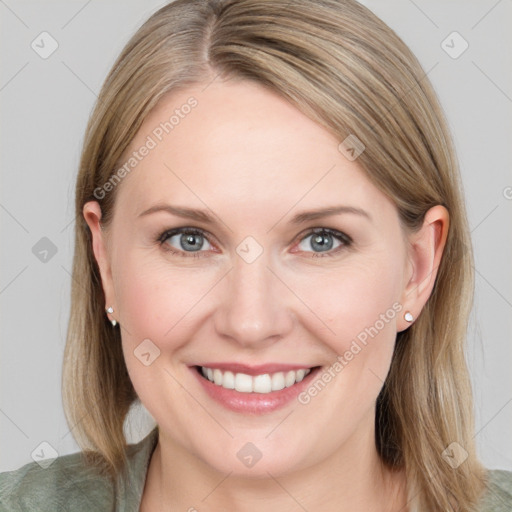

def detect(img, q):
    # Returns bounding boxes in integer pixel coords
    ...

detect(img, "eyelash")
[156,227,353,259]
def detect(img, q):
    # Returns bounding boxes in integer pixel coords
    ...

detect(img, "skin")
[84,77,448,511]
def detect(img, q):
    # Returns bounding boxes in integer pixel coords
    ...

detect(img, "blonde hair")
[63,0,487,509]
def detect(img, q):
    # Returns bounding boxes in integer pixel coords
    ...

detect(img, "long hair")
[63,1,486,509]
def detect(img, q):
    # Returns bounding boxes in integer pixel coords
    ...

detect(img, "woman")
[1,0,510,510]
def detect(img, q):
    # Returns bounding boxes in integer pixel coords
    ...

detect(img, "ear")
[397,205,449,332]
[82,201,117,324]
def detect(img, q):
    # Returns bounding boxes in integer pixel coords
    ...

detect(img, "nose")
[213,250,294,347]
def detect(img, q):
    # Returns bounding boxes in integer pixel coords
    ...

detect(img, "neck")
[141,417,408,512]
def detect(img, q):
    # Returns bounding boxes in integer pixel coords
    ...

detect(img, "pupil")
[181,233,203,251]
[312,233,333,252]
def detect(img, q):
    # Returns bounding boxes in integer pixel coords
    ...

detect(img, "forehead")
[114,79,394,223]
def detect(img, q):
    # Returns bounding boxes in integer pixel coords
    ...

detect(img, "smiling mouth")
[196,365,316,393]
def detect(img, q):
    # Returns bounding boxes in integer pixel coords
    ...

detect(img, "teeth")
[223,371,235,389]
[296,369,306,382]
[213,369,223,386]
[235,372,253,393]
[285,370,296,387]
[253,374,272,394]
[271,372,285,391]
[200,366,312,393]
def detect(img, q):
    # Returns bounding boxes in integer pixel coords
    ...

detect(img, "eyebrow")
[138,204,372,224]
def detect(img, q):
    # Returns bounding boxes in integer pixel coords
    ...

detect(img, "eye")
[158,227,213,257]
[157,226,352,259]
[295,228,352,257]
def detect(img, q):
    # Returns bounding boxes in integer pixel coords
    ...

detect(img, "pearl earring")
[106,306,117,327]
[404,311,414,323]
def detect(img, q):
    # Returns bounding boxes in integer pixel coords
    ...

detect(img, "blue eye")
[157,227,351,258]
[159,228,213,257]
[296,228,352,257]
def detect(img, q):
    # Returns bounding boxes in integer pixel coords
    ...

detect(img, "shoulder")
[0,450,115,512]
[0,450,114,512]
[477,469,512,511]
[0,427,159,512]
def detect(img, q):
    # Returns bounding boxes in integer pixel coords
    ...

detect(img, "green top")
[1,427,511,511]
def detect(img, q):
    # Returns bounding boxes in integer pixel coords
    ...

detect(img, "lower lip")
[191,366,321,414]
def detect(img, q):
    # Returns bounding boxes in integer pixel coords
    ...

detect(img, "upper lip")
[194,363,317,376]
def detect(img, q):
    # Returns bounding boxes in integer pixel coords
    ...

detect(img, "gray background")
[1,0,511,473]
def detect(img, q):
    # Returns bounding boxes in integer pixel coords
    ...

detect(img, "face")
[85,78,423,477]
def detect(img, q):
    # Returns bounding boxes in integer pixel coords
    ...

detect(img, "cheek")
[113,252,214,341]
[112,254,215,417]
[288,255,403,437]
[292,253,403,360]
